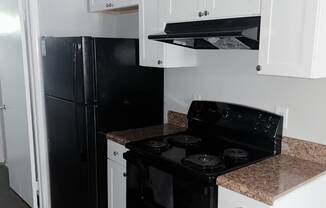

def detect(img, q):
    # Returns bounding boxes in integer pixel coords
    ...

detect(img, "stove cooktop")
[125,101,283,184]
[125,132,273,181]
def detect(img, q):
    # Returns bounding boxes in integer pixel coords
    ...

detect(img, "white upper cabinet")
[206,0,261,19]
[166,0,206,23]
[258,0,326,78]
[139,0,197,68]
[89,0,138,12]
[165,0,260,23]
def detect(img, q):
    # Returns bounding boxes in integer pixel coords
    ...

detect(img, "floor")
[0,165,30,208]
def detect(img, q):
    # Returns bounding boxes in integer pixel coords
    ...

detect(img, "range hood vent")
[148,16,261,50]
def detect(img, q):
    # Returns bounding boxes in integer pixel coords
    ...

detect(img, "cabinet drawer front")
[218,187,270,208]
[107,140,127,166]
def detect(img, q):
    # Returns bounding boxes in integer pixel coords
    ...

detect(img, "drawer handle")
[113,151,119,156]
[106,3,114,7]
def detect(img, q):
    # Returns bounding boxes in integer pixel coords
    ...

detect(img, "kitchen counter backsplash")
[282,137,326,165]
[167,111,188,128]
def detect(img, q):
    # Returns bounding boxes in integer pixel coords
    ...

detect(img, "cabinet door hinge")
[41,39,47,57]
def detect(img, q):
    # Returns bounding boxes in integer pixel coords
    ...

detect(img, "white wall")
[115,12,139,38]
[38,0,118,36]
[164,51,326,145]
[114,13,326,145]
[0,82,5,163]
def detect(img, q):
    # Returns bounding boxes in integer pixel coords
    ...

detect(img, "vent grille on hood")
[148,16,261,50]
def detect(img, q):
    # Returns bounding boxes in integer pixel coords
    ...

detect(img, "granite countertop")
[106,124,186,145]
[218,154,326,205]
[106,111,326,206]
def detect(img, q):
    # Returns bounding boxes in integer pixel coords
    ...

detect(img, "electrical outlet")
[275,106,289,129]
[192,94,202,101]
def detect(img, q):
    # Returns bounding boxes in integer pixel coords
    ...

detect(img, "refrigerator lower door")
[45,96,96,208]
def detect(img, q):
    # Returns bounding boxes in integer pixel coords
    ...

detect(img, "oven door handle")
[143,200,166,208]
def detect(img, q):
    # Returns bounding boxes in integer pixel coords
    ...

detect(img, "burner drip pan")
[182,154,224,171]
[167,134,202,148]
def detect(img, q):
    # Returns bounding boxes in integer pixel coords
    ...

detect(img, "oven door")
[125,152,217,208]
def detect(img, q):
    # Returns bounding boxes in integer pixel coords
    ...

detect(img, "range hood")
[148,16,261,50]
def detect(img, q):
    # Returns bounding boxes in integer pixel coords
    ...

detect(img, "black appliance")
[42,37,163,208]
[124,101,283,208]
[148,16,261,50]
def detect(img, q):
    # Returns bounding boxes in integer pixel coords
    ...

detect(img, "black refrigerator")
[42,37,163,208]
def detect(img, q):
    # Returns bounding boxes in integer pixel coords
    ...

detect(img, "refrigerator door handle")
[76,105,88,162]
[72,43,78,101]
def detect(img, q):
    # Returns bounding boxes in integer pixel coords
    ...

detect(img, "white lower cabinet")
[107,159,126,208]
[218,187,271,208]
[107,140,127,208]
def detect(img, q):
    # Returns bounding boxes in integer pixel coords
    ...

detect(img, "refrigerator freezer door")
[45,96,96,208]
[42,37,95,104]
[94,38,164,133]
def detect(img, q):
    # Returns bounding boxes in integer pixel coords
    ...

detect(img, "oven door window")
[127,160,217,208]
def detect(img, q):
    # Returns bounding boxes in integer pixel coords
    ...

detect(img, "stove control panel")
[188,101,283,139]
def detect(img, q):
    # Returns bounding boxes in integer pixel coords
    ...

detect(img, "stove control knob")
[222,111,230,119]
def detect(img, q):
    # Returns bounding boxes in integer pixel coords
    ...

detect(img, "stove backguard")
[187,101,283,155]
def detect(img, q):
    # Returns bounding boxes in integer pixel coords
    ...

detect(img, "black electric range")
[124,101,283,208]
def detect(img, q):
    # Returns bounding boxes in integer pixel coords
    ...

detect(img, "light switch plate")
[275,106,289,129]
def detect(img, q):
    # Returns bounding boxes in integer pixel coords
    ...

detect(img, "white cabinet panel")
[139,0,197,68]
[258,0,326,78]
[139,0,161,67]
[218,187,271,208]
[108,160,126,208]
[207,0,260,19]
[164,0,260,23]
[107,140,127,166]
[89,0,137,12]
[165,0,206,23]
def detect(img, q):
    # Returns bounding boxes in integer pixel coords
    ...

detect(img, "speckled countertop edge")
[106,123,186,145]
[106,111,188,145]
[218,155,326,205]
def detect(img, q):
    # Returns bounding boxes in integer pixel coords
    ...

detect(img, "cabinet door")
[139,0,162,67]
[89,0,137,12]
[108,160,126,208]
[206,0,260,19]
[157,0,198,68]
[111,0,137,9]
[258,0,318,78]
[89,0,113,11]
[165,0,206,23]
[139,0,198,68]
